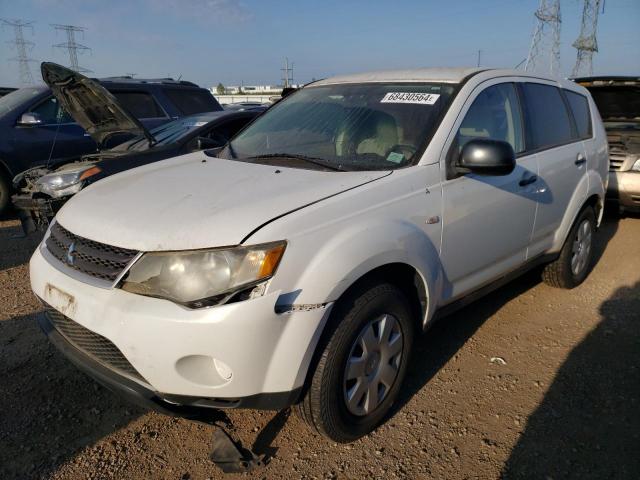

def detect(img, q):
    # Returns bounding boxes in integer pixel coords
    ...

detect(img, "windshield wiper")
[245,153,345,171]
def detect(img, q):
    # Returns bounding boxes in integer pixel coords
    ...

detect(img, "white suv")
[30,68,608,442]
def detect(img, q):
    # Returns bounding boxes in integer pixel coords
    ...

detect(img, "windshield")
[223,83,455,171]
[0,87,44,116]
[587,86,640,122]
[113,117,211,152]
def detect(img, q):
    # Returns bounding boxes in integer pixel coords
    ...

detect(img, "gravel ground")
[1,212,638,480]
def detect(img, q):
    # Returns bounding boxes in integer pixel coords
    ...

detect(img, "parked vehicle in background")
[31,68,607,444]
[0,62,221,214]
[575,76,640,213]
[13,110,262,233]
[223,102,270,111]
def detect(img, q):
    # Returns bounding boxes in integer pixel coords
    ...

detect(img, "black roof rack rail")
[95,77,200,87]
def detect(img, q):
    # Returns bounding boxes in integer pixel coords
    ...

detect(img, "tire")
[0,173,10,216]
[295,281,415,442]
[542,207,596,289]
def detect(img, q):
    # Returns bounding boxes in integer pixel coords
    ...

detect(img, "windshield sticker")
[381,92,440,105]
[387,152,405,164]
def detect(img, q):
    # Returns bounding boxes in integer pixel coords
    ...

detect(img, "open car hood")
[41,62,154,148]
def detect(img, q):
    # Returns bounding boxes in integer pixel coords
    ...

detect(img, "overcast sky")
[0,0,638,88]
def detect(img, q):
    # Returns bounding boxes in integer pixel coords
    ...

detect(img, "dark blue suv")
[0,76,221,213]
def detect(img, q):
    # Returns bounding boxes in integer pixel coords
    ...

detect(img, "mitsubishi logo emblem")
[66,242,77,265]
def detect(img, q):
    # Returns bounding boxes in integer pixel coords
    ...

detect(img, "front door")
[440,80,538,300]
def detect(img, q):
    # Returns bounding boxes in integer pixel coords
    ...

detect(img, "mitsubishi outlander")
[30,68,608,442]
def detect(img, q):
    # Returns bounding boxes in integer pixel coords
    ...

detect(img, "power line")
[51,23,92,73]
[525,0,562,76]
[281,57,293,88]
[1,19,37,85]
[572,0,602,77]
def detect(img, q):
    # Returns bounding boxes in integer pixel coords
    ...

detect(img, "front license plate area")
[44,283,77,318]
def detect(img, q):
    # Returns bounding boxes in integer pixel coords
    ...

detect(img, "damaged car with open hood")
[12,63,262,233]
[30,68,608,468]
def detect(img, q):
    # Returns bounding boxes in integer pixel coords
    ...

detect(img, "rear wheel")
[542,207,596,289]
[295,282,415,442]
[0,173,10,216]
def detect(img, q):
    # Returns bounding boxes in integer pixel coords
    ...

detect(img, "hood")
[41,62,154,148]
[56,154,390,251]
[582,83,640,123]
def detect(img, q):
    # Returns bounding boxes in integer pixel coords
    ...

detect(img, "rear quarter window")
[564,90,592,139]
[112,91,166,119]
[521,83,574,150]
[163,88,222,115]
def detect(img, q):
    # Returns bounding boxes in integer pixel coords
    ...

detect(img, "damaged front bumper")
[11,193,67,234]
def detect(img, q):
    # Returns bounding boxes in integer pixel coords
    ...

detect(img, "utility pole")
[51,24,91,73]
[572,0,602,77]
[525,0,562,76]
[281,57,294,88]
[1,19,36,85]
[476,49,482,67]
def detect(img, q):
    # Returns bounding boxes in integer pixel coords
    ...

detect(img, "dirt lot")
[1,212,638,480]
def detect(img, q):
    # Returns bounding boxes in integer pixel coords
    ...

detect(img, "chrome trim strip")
[111,251,144,287]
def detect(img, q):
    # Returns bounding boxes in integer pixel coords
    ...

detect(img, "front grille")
[609,149,626,171]
[608,138,630,171]
[45,222,138,283]
[45,306,146,383]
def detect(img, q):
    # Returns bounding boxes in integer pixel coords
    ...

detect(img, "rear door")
[439,80,539,299]
[520,82,587,256]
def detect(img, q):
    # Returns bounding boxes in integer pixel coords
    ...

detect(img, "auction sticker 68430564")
[381,92,440,105]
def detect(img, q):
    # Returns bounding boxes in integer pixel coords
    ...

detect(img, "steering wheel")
[385,144,417,161]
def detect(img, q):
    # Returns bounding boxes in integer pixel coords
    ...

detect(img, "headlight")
[36,165,101,198]
[120,241,286,308]
[632,158,640,172]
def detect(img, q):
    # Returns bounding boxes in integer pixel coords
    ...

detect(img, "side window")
[31,97,73,124]
[163,88,222,115]
[564,90,592,139]
[455,83,524,157]
[521,83,573,149]
[112,92,166,119]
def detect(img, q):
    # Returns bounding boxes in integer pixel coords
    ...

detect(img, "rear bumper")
[606,171,640,211]
[37,310,301,413]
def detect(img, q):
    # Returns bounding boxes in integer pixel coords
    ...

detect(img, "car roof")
[311,68,578,87]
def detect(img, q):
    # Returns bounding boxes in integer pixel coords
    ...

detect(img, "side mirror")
[17,112,43,127]
[196,135,225,150]
[456,139,516,176]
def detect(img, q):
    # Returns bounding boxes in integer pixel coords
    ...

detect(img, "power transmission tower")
[51,24,92,73]
[1,19,36,85]
[525,0,562,76]
[572,0,602,77]
[281,57,293,88]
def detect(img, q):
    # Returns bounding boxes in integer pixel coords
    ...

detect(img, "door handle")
[519,174,538,187]
[575,154,586,166]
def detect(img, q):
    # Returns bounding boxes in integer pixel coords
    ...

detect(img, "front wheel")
[295,282,415,442]
[542,207,596,289]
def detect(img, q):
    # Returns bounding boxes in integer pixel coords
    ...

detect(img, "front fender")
[285,218,443,326]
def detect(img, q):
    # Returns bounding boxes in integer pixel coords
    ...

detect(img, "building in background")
[212,83,303,105]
